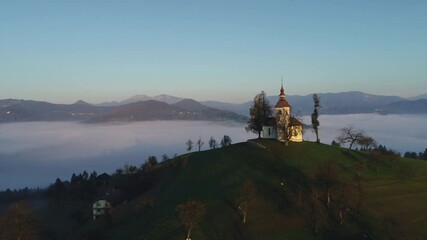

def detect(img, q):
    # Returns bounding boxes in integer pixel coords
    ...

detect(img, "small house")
[92,199,112,219]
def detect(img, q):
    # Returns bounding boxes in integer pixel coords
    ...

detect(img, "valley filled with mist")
[1,113,426,190]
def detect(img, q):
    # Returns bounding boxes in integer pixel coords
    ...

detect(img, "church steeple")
[275,79,290,108]
[279,78,285,100]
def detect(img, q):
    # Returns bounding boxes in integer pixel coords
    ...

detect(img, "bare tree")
[208,136,217,149]
[275,108,304,146]
[336,127,367,149]
[311,93,320,143]
[176,199,206,240]
[196,136,204,152]
[246,91,273,138]
[357,135,377,151]
[236,180,256,223]
[186,139,193,153]
[307,187,323,234]
[332,182,350,225]
[276,109,293,146]
[315,161,340,208]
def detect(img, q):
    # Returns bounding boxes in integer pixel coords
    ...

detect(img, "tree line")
[403,149,427,160]
[185,135,232,153]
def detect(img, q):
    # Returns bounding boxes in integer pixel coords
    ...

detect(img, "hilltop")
[18,139,427,240]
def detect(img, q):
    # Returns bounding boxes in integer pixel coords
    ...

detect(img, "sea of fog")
[0,114,426,190]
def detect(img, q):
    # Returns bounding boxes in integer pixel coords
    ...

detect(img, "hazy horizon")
[1,89,424,106]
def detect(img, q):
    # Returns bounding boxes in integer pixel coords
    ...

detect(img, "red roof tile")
[275,99,291,108]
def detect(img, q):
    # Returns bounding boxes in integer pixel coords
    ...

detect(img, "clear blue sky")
[1,0,426,104]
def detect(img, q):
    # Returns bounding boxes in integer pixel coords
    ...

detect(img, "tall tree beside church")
[311,94,320,143]
[246,91,273,138]
[276,108,292,145]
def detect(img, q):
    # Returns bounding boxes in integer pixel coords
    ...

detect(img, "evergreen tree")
[404,151,418,159]
[208,136,217,149]
[311,94,320,143]
[419,148,427,160]
[220,135,232,147]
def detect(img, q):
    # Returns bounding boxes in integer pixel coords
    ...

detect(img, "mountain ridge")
[409,93,427,100]
[98,94,184,106]
[96,91,412,116]
[0,98,248,123]
[1,91,426,123]
[203,91,408,115]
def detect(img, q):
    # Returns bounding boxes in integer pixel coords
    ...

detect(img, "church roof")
[290,117,303,126]
[264,117,277,126]
[263,117,302,127]
[275,99,291,108]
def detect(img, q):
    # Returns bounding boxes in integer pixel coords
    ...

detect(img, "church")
[262,84,303,142]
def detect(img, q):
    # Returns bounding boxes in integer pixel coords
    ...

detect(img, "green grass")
[40,139,427,239]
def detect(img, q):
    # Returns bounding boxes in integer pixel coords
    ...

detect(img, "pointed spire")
[275,78,291,108]
[279,78,285,99]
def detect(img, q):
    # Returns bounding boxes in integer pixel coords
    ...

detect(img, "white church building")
[262,84,303,142]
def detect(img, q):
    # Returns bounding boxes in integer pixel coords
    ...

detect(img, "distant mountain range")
[97,94,183,106]
[1,91,426,123]
[409,93,427,101]
[203,91,427,116]
[380,99,427,114]
[97,91,427,115]
[0,99,247,123]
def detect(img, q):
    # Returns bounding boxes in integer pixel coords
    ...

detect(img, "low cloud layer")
[302,114,427,152]
[0,121,254,190]
[1,114,426,190]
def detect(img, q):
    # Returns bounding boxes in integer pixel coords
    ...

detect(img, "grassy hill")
[33,140,427,239]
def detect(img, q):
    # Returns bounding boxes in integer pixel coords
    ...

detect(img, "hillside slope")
[38,140,427,240]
